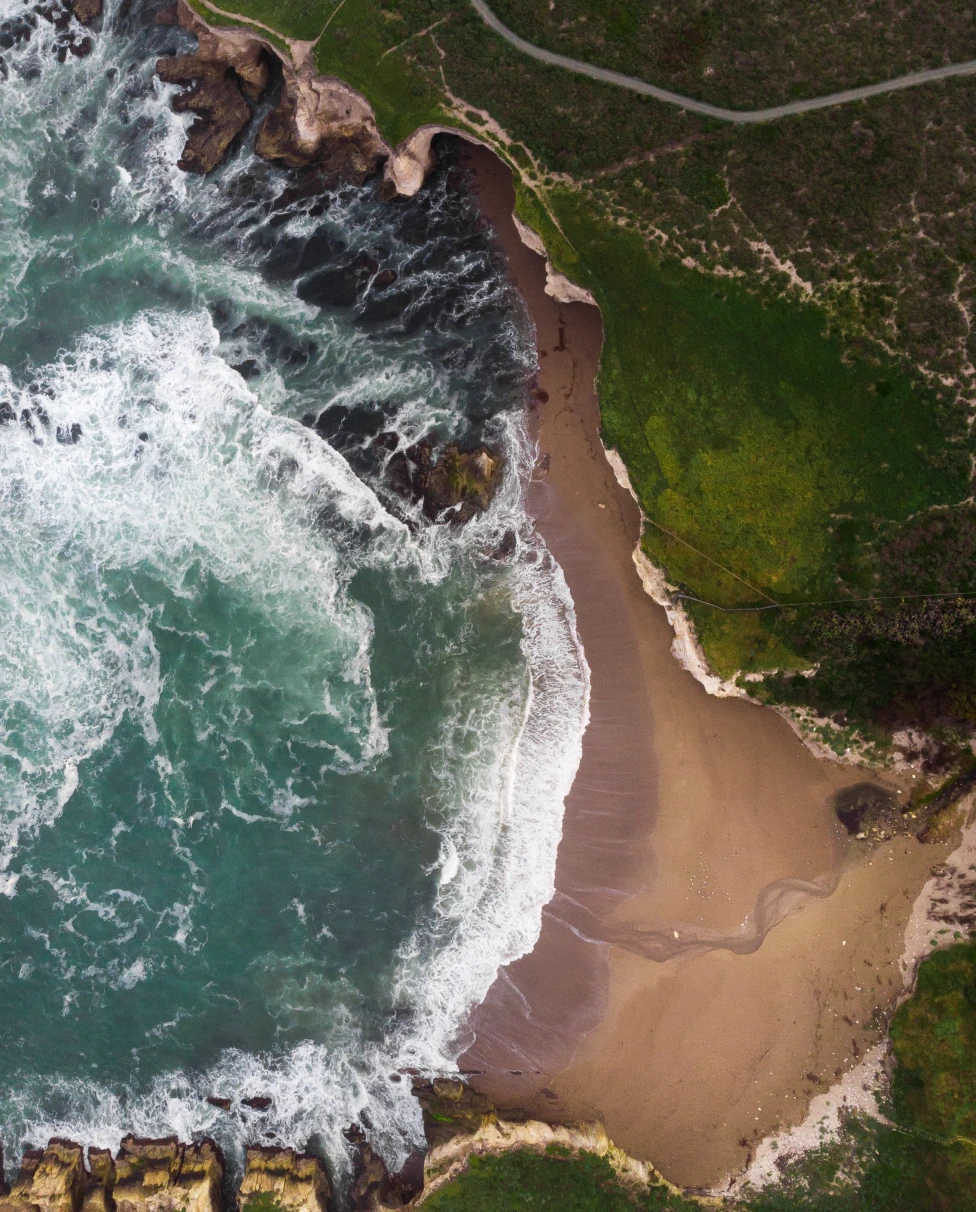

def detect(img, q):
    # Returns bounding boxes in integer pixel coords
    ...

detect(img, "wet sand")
[458,142,953,1189]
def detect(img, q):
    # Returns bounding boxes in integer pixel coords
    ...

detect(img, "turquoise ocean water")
[0,0,587,1185]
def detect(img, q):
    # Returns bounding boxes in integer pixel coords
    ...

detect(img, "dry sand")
[457,142,955,1190]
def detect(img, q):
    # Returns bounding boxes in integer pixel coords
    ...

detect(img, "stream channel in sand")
[456,142,955,1190]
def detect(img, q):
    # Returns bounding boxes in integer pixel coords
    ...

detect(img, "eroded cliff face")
[0,1089,708,1211]
[151,0,464,196]
[0,1138,222,1212]
[154,0,385,184]
[237,1146,331,1212]
[114,1138,223,1212]
[156,1,269,173]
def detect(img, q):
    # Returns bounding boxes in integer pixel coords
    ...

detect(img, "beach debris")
[832,778,966,844]
[238,1146,330,1212]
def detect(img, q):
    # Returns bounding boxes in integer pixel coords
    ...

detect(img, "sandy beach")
[459,141,955,1190]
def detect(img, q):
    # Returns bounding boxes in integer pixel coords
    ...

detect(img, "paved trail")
[470,0,976,123]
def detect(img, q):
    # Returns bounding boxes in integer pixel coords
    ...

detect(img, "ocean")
[0,0,588,1186]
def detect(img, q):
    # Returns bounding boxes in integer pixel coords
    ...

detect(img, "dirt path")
[470,0,976,123]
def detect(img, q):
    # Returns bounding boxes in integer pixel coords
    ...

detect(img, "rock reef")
[386,437,501,525]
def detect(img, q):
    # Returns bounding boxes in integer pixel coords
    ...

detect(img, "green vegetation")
[421,1147,700,1211]
[203,0,976,742]
[488,0,976,109]
[312,0,448,144]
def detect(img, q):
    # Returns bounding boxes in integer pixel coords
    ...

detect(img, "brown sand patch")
[456,139,953,1189]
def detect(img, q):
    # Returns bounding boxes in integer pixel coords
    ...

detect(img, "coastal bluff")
[0,1081,712,1210]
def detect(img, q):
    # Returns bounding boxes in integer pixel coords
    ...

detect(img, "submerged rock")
[238,1147,330,1212]
[113,1137,223,1212]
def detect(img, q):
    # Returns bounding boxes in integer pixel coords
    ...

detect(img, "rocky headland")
[153,0,440,191]
[0,1081,706,1211]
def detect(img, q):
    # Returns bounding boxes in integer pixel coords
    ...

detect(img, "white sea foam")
[0,5,592,1188]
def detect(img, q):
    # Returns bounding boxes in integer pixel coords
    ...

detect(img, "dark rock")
[241,1096,272,1111]
[0,401,15,423]
[373,268,397,288]
[56,422,82,444]
[411,1078,493,1151]
[345,1126,403,1211]
[68,36,93,56]
[298,251,379,310]
[231,359,259,381]
[155,3,178,24]
[0,13,36,49]
[69,0,101,24]
[206,1096,232,1111]
[156,56,250,175]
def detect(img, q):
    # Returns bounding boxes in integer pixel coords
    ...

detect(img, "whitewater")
[0,0,588,1188]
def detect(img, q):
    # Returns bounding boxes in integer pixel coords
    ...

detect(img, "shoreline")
[459,141,956,1190]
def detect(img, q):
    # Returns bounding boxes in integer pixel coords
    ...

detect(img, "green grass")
[549,191,966,606]
[421,1148,700,1211]
[313,0,451,145]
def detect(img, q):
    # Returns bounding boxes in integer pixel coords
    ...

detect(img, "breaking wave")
[0,0,589,1190]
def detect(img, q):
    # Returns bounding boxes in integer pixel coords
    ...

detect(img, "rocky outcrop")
[379,128,443,200]
[156,0,270,174]
[237,1146,330,1212]
[0,1140,115,1212]
[386,437,501,525]
[156,55,251,173]
[254,75,384,183]
[69,0,101,25]
[344,1127,408,1212]
[81,1152,114,1212]
[0,1139,88,1212]
[113,1137,222,1212]
[411,1079,494,1153]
